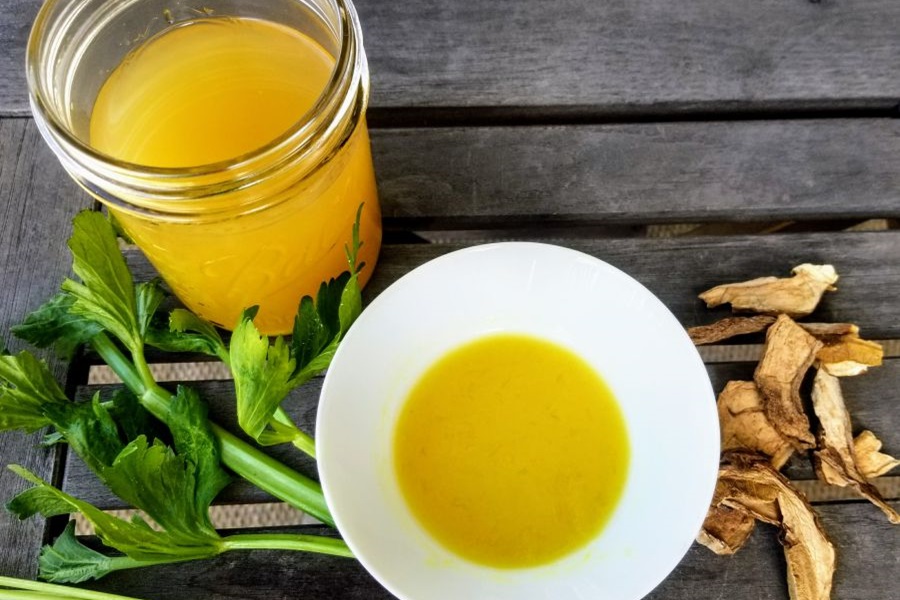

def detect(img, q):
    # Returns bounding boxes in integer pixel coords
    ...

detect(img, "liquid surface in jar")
[393,334,630,568]
[89,17,381,334]
[90,17,331,167]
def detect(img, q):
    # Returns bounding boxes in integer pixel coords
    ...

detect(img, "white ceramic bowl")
[317,242,719,600]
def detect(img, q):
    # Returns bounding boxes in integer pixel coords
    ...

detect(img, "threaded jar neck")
[27,0,369,221]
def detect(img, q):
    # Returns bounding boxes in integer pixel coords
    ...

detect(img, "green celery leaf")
[255,413,303,447]
[41,431,66,447]
[135,279,166,339]
[230,310,296,444]
[62,211,140,352]
[291,270,361,385]
[11,293,102,361]
[289,207,364,384]
[100,435,222,543]
[170,310,226,353]
[106,388,162,445]
[167,386,230,522]
[145,328,217,359]
[346,203,365,271]
[146,309,227,361]
[38,522,118,584]
[0,351,68,432]
[291,273,350,375]
[42,393,125,476]
[229,207,365,446]
[7,484,73,518]
[7,465,221,563]
[38,521,176,585]
[315,271,351,340]
[108,211,134,245]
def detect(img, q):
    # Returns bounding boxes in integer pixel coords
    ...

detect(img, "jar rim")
[26,0,367,186]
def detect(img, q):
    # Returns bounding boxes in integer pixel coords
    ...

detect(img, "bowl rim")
[317,241,720,600]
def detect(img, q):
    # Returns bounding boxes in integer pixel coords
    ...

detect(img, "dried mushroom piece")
[715,455,782,524]
[688,315,776,345]
[811,369,900,524]
[816,333,883,378]
[853,430,900,479]
[713,455,835,600]
[697,504,756,555]
[718,381,794,469]
[754,315,822,450]
[698,264,838,318]
[799,323,859,339]
[780,485,837,600]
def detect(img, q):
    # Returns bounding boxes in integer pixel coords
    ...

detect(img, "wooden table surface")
[1,0,898,598]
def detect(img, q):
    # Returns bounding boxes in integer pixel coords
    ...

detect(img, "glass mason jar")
[27,0,382,334]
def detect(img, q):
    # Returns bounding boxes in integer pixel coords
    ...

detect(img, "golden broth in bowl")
[393,333,629,568]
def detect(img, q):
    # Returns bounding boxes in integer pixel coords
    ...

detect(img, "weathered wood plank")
[75,502,900,599]
[0,118,91,577]
[367,234,900,338]
[373,120,900,227]
[118,232,900,341]
[62,358,899,508]
[4,1,900,116]
[649,502,900,600]
[0,1,40,116]
[6,118,900,228]
[361,0,900,112]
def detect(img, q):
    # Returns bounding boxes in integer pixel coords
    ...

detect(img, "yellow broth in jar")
[89,17,381,333]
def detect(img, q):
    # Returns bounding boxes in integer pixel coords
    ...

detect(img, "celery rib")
[0,576,141,600]
[89,333,335,526]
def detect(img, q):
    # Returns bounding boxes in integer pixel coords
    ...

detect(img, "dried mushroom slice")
[854,430,900,479]
[698,264,838,318]
[811,369,900,524]
[715,455,782,524]
[799,323,859,339]
[697,504,756,555]
[718,380,794,469]
[780,484,837,600]
[688,315,776,345]
[754,315,822,450]
[713,456,835,600]
[816,333,883,378]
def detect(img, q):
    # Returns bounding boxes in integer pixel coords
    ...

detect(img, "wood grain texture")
[6,118,900,229]
[0,118,91,577]
[72,502,900,599]
[119,232,900,339]
[4,1,900,115]
[372,120,900,227]
[367,234,900,338]
[0,0,40,116]
[61,357,899,508]
[360,0,900,111]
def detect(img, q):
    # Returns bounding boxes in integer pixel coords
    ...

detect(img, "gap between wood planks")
[365,102,900,129]
[7,98,899,124]
[390,219,895,244]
